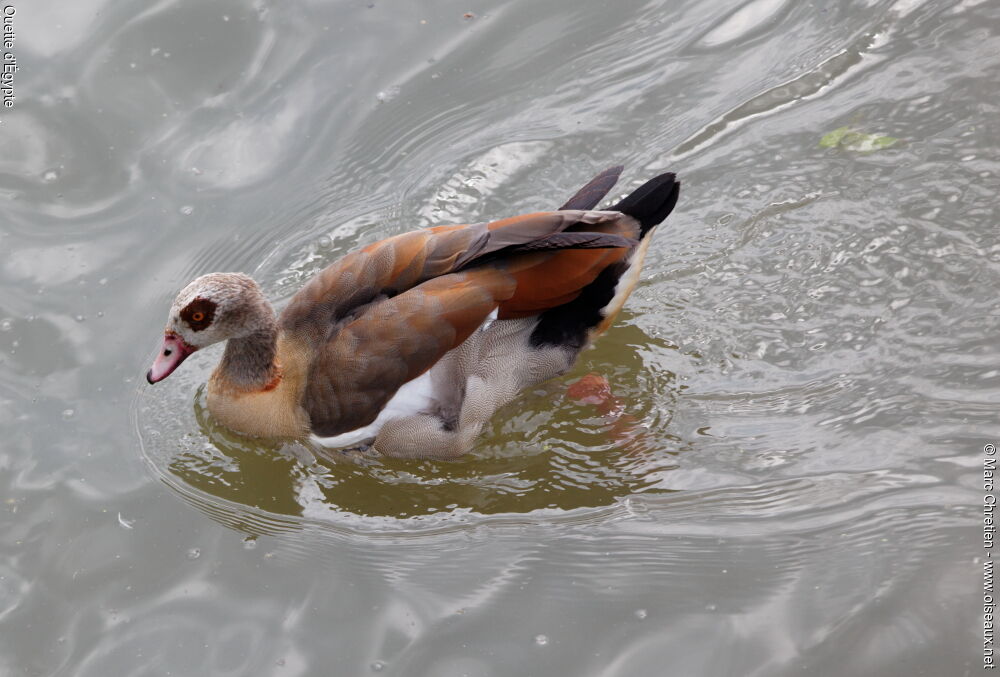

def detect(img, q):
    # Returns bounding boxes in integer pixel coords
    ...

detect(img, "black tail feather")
[611,172,679,237]
[559,165,624,210]
[530,169,680,350]
[505,231,636,254]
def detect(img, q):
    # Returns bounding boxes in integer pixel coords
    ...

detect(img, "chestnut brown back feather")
[278,211,608,338]
[283,198,642,436]
[302,268,516,435]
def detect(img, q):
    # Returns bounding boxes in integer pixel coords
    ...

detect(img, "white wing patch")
[311,369,437,448]
[310,308,500,449]
[480,307,499,332]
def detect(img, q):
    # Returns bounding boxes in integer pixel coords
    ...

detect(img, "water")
[1,0,995,674]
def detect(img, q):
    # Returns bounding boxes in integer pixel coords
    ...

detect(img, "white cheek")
[189,323,230,349]
[184,328,212,348]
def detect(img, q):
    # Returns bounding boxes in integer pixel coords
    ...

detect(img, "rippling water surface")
[1,0,995,674]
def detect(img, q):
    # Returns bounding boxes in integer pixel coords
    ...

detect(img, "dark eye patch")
[180,297,217,331]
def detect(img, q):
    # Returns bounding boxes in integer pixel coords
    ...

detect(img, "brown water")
[1,0,995,674]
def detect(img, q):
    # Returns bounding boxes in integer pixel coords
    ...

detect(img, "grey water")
[0,0,996,675]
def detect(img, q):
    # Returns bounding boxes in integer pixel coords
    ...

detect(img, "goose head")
[146,272,273,384]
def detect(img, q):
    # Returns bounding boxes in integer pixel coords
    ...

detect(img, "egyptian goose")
[147,166,679,458]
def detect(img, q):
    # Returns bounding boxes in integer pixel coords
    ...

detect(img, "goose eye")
[180,298,216,331]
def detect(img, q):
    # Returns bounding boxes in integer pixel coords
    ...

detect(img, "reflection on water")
[2,0,996,674]
[142,314,683,524]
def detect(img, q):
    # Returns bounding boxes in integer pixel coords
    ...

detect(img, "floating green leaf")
[819,126,898,152]
[819,126,851,148]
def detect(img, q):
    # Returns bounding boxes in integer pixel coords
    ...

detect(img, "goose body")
[147,166,679,458]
